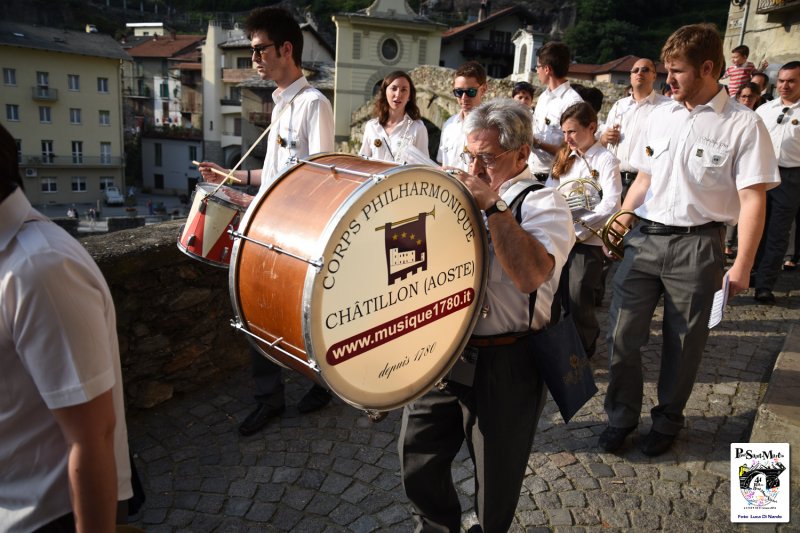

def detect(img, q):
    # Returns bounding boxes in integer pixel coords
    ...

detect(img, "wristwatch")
[485,199,508,218]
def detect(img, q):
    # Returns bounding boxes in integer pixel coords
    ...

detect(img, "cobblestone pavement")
[127,269,800,532]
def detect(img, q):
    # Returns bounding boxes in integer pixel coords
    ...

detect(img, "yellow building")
[0,22,130,206]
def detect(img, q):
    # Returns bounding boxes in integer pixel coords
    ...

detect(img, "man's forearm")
[67,439,118,533]
[489,210,554,293]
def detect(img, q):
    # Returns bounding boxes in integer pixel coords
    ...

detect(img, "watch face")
[496,200,508,211]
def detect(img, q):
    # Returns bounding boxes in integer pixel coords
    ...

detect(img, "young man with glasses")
[599,24,779,457]
[529,41,583,181]
[598,58,670,199]
[401,99,574,532]
[437,61,488,170]
[752,61,800,304]
[198,7,335,436]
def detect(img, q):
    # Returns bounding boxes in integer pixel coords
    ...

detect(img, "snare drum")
[229,154,488,412]
[178,183,252,268]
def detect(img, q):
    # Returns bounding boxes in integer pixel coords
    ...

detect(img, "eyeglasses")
[251,43,277,56]
[777,107,790,124]
[535,64,544,70]
[630,67,652,74]
[453,87,479,98]
[738,93,756,100]
[460,148,514,169]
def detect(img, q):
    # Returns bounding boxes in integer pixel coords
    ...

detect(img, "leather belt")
[620,171,638,186]
[639,219,723,236]
[468,331,530,347]
[533,172,549,182]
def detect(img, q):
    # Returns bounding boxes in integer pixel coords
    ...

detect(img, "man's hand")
[600,125,621,147]
[197,161,229,184]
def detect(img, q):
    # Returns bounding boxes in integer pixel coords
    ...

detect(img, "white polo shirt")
[359,115,429,164]
[630,88,780,226]
[0,188,132,531]
[437,112,469,170]
[598,90,671,172]
[472,169,575,335]
[261,75,334,189]
[529,81,583,173]
[546,142,622,245]
[755,99,800,168]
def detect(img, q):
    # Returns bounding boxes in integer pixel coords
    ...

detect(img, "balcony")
[24,154,123,167]
[461,39,513,58]
[220,97,242,106]
[31,86,58,101]
[221,67,254,84]
[249,112,270,127]
[756,0,800,13]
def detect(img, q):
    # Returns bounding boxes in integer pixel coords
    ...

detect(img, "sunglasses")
[453,87,479,98]
[777,107,790,124]
[251,43,277,56]
[630,67,652,74]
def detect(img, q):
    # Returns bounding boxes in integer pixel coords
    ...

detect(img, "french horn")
[599,209,636,260]
[558,177,603,242]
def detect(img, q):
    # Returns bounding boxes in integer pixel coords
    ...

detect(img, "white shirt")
[546,142,622,245]
[0,188,132,531]
[598,90,671,172]
[437,113,469,170]
[756,98,800,167]
[630,89,780,226]
[359,115,429,164]
[261,76,334,189]
[472,168,575,335]
[529,82,583,173]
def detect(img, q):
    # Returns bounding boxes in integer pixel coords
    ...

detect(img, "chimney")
[478,0,490,22]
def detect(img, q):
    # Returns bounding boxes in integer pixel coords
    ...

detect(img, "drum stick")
[192,160,242,183]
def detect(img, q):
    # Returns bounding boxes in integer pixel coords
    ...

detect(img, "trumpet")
[599,209,636,260]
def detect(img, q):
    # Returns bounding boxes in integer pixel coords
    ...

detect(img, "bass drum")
[229,154,488,412]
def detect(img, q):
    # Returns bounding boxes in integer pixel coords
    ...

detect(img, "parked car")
[103,186,124,206]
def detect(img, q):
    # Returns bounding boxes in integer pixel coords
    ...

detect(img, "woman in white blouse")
[360,71,429,164]
[547,102,622,357]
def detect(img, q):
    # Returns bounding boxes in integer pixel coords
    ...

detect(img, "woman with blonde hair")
[548,101,622,357]
[360,71,429,164]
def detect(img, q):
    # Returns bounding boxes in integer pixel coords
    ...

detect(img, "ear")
[280,41,292,59]
[517,144,531,165]
[701,59,715,78]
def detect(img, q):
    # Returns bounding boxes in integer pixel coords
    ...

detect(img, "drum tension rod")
[228,230,324,268]
[230,320,320,372]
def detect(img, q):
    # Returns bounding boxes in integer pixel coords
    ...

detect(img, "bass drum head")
[306,165,488,411]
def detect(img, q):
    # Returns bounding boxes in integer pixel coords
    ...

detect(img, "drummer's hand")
[198,161,227,184]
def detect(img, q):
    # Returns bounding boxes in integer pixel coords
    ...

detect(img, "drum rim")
[194,181,251,211]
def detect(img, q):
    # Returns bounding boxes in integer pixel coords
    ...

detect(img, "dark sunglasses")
[630,67,652,74]
[251,43,277,56]
[777,107,790,124]
[453,87,479,98]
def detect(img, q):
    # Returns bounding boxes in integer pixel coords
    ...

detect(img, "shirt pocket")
[647,136,671,175]
[688,143,730,187]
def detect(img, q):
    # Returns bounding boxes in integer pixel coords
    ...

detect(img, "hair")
[454,61,487,85]
[463,99,533,151]
[373,71,421,124]
[661,23,725,79]
[731,45,749,57]
[751,71,769,85]
[0,123,23,199]
[512,81,535,99]
[537,41,571,79]
[551,102,598,179]
[780,60,800,72]
[571,84,604,113]
[736,82,761,109]
[245,7,303,67]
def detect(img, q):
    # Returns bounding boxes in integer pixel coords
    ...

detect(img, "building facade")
[141,134,203,195]
[0,22,130,206]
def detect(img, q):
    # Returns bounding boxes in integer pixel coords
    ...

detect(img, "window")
[97,77,109,93]
[39,106,51,123]
[419,39,427,64]
[99,177,114,190]
[99,110,110,126]
[160,82,169,98]
[3,68,15,85]
[72,141,83,164]
[189,145,197,162]
[100,142,111,164]
[230,86,242,103]
[36,71,49,98]
[41,140,54,164]
[154,143,162,166]
[71,176,87,192]
[68,74,80,91]
[233,117,242,136]
[378,35,402,65]
[15,139,21,164]
[70,108,81,124]
[41,177,57,193]
[6,104,19,121]
[236,57,252,69]
[353,33,361,60]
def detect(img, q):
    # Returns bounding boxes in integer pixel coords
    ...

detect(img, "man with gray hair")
[399,99,574,532]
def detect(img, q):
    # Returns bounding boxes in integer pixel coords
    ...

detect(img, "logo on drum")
[381,208,434,285]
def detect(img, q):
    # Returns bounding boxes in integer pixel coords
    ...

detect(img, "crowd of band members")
[3,3,798,531]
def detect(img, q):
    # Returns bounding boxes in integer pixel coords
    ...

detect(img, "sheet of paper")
[708,272,730,329]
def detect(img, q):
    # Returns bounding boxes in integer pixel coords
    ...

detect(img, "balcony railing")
[756,0,800,12]
[220,98,242,106]
[32,86,59,101]
[24,154,123,167]
[461,39,513,57]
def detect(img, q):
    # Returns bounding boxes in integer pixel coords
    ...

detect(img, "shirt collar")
[499,166,535,194]
[272,75,309,106]
[0,187,34,253]
[688,87,730,115]
[547,81,572,98]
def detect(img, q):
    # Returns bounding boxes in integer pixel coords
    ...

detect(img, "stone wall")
[80,220,250,409]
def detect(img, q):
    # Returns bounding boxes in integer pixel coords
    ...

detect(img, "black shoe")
[639,429,677,456]
[754,289,776,304]
[238,403,285,436]
[298,384,332,414]
[598,425,636,453]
